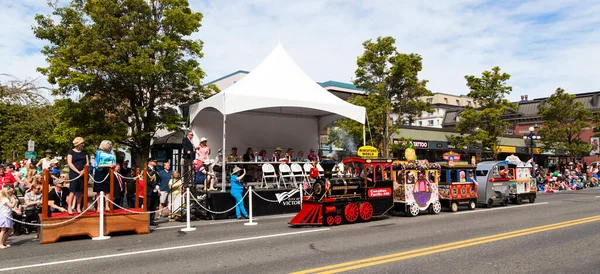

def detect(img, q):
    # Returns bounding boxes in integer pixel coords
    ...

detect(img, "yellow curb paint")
[291,215,600,274]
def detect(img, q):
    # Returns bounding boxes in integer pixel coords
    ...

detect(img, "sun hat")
[44,149,53,154]
[275,147,282,151]
[200,137,208,143]
[73,137,85,146]
[232,166,242,174]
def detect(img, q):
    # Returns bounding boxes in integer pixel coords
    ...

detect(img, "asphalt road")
[1,189,599,274]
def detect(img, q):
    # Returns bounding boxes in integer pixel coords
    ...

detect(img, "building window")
[418,121,423,126]
[426,98,433,103]
[428,120,434,126]
[467,100,471,106]
[444,98,448,104]
[456,100,460,106]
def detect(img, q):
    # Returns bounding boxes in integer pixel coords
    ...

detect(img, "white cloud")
[1,0,599,101]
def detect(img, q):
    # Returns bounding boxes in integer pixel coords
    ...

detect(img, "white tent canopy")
[188,43,366,188]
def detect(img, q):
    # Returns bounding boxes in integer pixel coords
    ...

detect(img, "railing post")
[244,186,257,226]
[92,191,111,240]
[181,188,196,232]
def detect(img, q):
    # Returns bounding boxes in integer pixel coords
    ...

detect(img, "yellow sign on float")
[358,146,379,158]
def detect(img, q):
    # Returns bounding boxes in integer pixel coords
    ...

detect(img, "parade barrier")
[199,187,302,219]
[8,173,303,244]
[37,166,150,244]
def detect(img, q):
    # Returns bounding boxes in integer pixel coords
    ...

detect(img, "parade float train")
[289,158,394,226]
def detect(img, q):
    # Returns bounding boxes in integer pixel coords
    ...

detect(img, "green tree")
[0,103,57,162]
[33,0,215,166]
[450,66,516,159]
[538,88,592,159]
[335,36,432,157]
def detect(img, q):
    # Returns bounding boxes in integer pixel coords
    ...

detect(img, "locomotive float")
[289,157,394,226]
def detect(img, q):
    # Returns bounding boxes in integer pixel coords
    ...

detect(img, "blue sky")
[1,0,599,101]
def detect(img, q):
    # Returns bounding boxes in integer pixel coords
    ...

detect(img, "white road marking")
[454,202,549,215]
[595,196,600,198]
[0,228,330,272]
[154,213,297,230]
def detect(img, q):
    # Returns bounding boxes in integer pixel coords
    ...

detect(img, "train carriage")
[391,160,442,217]
[437,163,478,212]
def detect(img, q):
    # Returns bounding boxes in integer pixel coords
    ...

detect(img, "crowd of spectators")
[535,162,599,193]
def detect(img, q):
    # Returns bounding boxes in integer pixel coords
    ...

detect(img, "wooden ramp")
[39,166,151,244]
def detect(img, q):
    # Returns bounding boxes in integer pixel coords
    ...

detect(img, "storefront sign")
[357,146,379,157]
[368,188,392,198]
[496,146,516,153]
[412,141,429,149]
[448,144,469,150]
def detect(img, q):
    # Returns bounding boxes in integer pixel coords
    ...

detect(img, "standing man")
[37,150,54,170]
[158,162,172,219]
[182,131,195,184]
[146,158,160,226]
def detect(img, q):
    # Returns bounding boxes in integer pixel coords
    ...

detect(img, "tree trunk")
[384,108,390,157]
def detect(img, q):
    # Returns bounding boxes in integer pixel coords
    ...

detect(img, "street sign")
[27,140,35,152]
[25,151,37,160]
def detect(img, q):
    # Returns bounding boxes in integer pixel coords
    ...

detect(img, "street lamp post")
[523,126,541,165]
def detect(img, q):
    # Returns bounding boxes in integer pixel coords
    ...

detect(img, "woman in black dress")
[67,137,89,215]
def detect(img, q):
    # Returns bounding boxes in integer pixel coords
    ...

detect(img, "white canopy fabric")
[188,43,366,190]
[189,43,366,125]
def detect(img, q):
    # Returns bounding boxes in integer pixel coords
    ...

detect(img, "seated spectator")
[0,165,17,188]
[258,149,267,162]
[243,148,260,182]
[273,147,283,161]
[285,148,294,161]
[307,149,319,162]
[48,181,69,213]
[227,147,242,162]
[23,183,42,237]
[296,151,306,162]
[195,163,216,191]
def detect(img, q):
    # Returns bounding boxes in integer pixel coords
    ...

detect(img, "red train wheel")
[326,215,335,226]
[334,215,342,225]
[344,203,359,223]
[359,202,374,221]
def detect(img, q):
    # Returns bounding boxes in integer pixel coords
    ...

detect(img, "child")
[0,186,17,249]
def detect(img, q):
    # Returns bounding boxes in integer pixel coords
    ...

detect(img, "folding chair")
[290,163,307,185]
[261,163,279,189]
[278,163,296,188]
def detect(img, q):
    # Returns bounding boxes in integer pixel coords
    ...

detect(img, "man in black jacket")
[147,158,160,226]
[182,131,195,184]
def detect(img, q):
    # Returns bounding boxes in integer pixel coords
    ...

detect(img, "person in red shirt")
[0,166,17,188]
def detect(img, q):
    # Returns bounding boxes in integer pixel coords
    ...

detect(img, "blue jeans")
[231,190,248,218]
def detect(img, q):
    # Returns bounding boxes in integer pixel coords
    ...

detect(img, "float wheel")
[486,199,493,208]
[344,203,359,223]
[515,196,523,205]
[359,202,374,221]
[408,204,420,217]
[325,215,335,226]
[529,196,536,203]
[450,202,459,212]
[432,201,442,214]
[468,200,476,210]
[334,215,342,225]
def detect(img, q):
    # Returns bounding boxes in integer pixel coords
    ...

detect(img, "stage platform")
[198,188,301,220]
[40,208,150,244]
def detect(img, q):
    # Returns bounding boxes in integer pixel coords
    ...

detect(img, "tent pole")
[222,114,227,193]
[317,117,321,157]
[363,124,366,147]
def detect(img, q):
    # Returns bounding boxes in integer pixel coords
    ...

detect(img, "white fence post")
[299,183,303,209]
[244,186,257,226]
[92,191,111,240]
[181,188,197,232]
